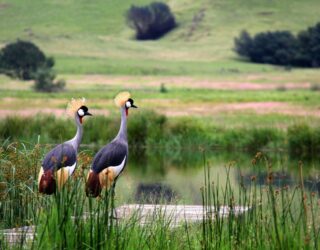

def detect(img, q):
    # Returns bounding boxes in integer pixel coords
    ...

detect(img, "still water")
[107,148,320,205]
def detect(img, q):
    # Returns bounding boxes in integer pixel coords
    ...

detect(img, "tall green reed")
[201,151,320,249]
[1,142,319,249]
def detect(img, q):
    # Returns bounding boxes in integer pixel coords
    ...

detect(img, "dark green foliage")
[159,83,168,93]
[126,2,176,40]
[296,22,320,67]
[221,128,281,152]
[0,40,53,80]
[234,30,253,58]
[33,67,65,92]
[167,118,212,149]
[234,30,298,66]
[287,123,320,158]
[234,22,320,68]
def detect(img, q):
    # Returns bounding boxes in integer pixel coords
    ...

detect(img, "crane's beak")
[131,104,138,108]
[85,111,93,116]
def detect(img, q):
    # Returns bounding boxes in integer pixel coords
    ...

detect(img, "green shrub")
[234,22,320,68]
[287,123,320,158]
[221,127,281,152]
[3,114,318,159]
[126,2,176,40]
[33,67,65,92]
[0,40,53,80]
[296,22,320,67]
[234,30,298,66]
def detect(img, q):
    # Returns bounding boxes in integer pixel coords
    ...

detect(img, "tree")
[234,30,298,66]
[33,67,65,92]
[234,30,253,58]
[0,40,53,80]
[249,31,298,65]
[126,2,176,40]
[234,22,320,68]
[296,22,320,67]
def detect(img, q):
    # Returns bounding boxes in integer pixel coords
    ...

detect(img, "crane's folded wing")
[91,141,128,174]
[42,143,77,172]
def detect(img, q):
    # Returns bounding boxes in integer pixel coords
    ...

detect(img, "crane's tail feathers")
[39,170,56,195]
[86,170,102,198]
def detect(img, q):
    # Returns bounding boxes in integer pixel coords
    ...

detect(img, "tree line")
[234,22,320,68]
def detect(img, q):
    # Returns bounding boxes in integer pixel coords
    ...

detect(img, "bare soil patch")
[0,109,110,118]
[1,101,318,119]
[67,75,311,90]
[161,102,320,117]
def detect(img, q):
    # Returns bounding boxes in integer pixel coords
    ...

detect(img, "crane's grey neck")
[68,115,83,151]
[115,107,127,141]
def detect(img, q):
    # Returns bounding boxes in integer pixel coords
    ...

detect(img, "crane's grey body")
[86,107,129,197]
[41,114,82,174]
[38,113,87,195]
[91,107,128,177]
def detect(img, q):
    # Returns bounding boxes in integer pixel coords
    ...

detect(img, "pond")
[110,148,320,205]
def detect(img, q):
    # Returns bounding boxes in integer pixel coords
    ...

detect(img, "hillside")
[1,0,320,76]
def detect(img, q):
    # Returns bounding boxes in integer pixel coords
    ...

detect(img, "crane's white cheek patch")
[125,101,131,108]
[78,109,85,116]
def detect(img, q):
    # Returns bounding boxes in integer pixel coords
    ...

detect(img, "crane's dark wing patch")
[42,143,77,172]
[91,141,128,174]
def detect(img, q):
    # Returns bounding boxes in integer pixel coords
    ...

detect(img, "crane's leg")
[110,181,118,220]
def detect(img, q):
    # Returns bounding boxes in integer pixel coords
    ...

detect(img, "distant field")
[1,73,320,129]
[0,0,320,128]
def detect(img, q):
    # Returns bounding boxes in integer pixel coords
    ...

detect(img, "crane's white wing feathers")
[108,156,126,177]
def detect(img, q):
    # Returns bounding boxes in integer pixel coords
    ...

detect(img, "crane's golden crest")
[114,92,131,107]
[66,98,86,117]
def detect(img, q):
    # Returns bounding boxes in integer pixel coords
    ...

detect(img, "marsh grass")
[2,113,320,158]
[0,113,281,152]
[201,152,320,249]
[0,143,319,249]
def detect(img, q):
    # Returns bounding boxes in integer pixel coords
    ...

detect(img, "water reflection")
[135,183,176,203]
[112,148,320,205]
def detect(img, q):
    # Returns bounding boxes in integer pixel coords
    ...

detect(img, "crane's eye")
[125,101,131,108]
[78,109,85,116]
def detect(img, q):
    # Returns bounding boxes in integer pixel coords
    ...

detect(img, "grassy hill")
[0,0,320,132]
[1,0,320,76]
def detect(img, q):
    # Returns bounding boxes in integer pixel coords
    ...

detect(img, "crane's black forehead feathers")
[79,105,88,112]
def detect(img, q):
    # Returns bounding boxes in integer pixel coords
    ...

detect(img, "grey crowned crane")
[38,98,92,195]
[85,92,137,197]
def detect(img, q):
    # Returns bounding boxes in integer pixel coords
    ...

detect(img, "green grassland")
[1,0,320,76]
[1,0,320,140]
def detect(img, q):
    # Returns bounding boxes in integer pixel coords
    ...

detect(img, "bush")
[220,127,280,152]
[234,22,320,68]
[234,30,298,66]
[0,40,53,80]
[296,22,320,67]
[287,124,320,159]
[126,2,176,40]
[33,67,65,92]
[234,30,253,58]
